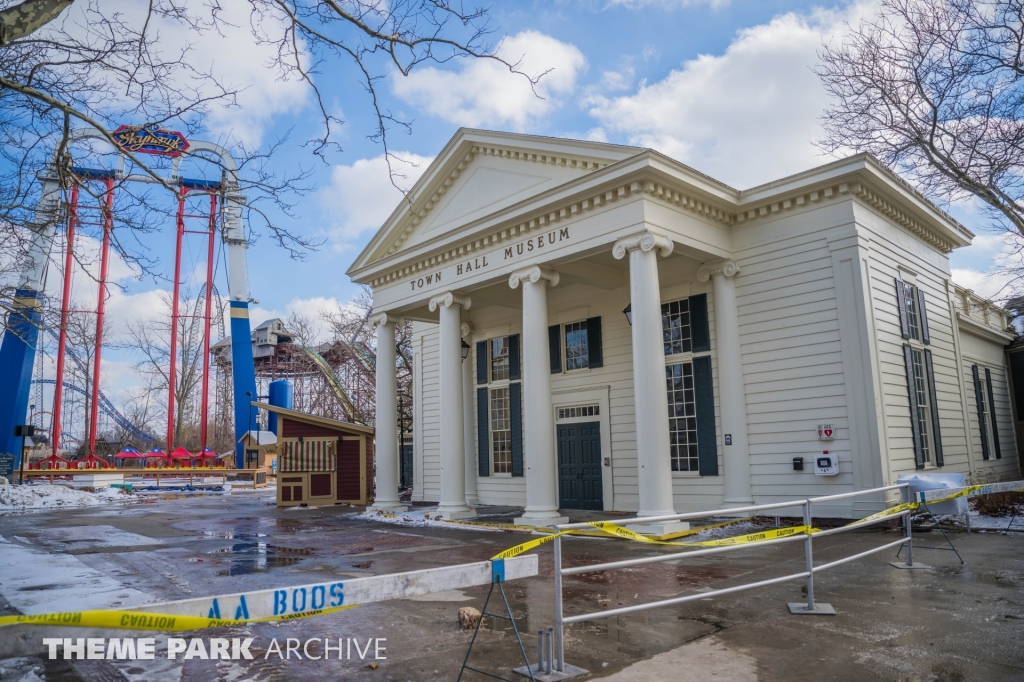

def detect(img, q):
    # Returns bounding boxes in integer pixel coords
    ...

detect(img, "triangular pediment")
[348,129,643,272]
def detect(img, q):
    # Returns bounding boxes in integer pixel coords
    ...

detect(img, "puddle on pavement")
[210,541,315,575]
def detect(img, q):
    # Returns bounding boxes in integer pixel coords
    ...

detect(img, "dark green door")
[558,421,603,510]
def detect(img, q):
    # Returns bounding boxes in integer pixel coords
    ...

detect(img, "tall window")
[490,337,509,381]
[565,321,589,370]
[490,386,512,474]
[904,282,921,341]
[485,336,514,474]
[662,299,692,355]
[666,362,699,471]
[910,349,932,464]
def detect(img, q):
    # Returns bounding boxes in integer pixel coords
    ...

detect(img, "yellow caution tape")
[490,522,815,560]
[0,605,358,632]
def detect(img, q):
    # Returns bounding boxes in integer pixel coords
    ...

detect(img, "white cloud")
[56,0,310,148]
[606,0,730,9]
[951,233,1024,301]
[391,31,587,130]
[586,4,875,188]
[319,152,434,247]
[249,296,355,345]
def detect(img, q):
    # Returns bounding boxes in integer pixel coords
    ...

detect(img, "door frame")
[551,385,614,511]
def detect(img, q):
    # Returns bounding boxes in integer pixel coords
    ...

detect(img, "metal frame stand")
[459,563,535,682]
[788,499,836,615]
[893,504,960,566]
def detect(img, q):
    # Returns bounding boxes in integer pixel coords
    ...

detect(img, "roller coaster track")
[31,379,157,444]
[296,345,364,424]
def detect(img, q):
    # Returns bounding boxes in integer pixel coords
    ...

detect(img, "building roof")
[348,129,975,286]
[252,402,375,436]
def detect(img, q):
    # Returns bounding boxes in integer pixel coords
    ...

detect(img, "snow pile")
[356,508,505,531]
[0,483,136,512]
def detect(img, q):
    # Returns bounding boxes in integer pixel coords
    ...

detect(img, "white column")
[510,266,568,526]
[370,313,406,511]
[698,260,753,506]
[428,292,476,519]
[462,323,479,505]
[614,231,686,533]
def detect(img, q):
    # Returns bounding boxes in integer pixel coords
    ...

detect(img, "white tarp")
[897,472,968,515]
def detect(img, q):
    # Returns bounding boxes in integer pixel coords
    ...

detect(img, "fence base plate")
[787,602,836,615]
[889,562,931,570]
[512,663,589,681]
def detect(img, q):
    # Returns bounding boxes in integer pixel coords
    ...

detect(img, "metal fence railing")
[546,483,914,675]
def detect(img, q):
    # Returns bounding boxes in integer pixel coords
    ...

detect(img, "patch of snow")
[935,510,1024,532]
[0,482,137,513]
[357,508,505,532]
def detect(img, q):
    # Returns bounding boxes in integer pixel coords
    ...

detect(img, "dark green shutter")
[693,356,718,476]
[924,349,943,466]
[985,367,1001,459]
[903,344,924,469]
[510,382,523,476]
[586,317,603,368]
[548,325,561,374]
[917,288,930,344]
[476,341,487,385]
[972,365,990,460]
[896,279,911,339]
[509,334,521,380]
[477,387,489,476]
[690,293,710,352]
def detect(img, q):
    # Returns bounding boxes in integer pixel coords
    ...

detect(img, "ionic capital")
[428,291,472,312]
[460,322,474,339]
[612,231,674,260]
[508,265,559,290]
[371,311,403,327]
[697,259,740,282]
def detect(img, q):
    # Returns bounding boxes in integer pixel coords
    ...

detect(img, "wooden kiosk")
[258,404,375,507]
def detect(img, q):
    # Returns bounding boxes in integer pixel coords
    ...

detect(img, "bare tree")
[321,286,412,426]
[285,310,321,348]
[123,288,208,448]
[253,0,539,179]
[818,0,1024,241]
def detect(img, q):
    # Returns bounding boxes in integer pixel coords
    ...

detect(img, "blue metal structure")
[230,300,258,468]
[0,290,43,475]
[31,379,157,446]
[267,379,293,435]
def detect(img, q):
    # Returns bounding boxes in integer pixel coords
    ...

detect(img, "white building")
[348,129,1021,523]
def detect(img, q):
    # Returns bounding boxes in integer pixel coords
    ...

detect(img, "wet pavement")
[0,488,1022,681]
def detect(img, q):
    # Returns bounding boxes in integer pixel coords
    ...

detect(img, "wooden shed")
[257,403,375,507]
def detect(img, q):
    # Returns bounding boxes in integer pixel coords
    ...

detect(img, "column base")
[721,498,755,516]
[435,506,477,521]
[632,520,690,536]
[369,502,408,513]
[515,512,569,528]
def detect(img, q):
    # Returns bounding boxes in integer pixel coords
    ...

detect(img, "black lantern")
[622,303,632,326]
[461,339,471,360]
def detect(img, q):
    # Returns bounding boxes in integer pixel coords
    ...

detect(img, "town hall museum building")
[348,129,1020,525]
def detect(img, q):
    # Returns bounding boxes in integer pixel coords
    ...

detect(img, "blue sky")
[24,0,1014,408]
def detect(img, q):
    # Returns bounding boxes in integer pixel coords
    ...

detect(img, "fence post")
[804,499,815,610]
[788,498,835,614]
[905,510,913,567]
[554,534,564,672]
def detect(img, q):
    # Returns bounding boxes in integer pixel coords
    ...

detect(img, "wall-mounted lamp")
[461,339,471,360]
[622,303,632,326]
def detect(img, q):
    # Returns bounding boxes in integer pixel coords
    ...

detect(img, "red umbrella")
[113,446,144,459]
[167,446,193,460]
